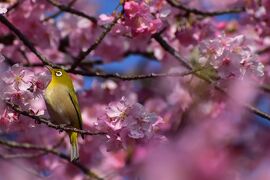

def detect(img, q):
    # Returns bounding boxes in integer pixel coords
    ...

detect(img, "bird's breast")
[44,84,74,125]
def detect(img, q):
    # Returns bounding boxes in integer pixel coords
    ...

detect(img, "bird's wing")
[67,91,83,131]
[45,84,83,130]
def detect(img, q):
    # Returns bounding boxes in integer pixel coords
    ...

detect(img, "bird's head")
[46,66,71,86]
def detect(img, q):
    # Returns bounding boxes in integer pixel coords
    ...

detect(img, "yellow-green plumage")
[44,67,83,162]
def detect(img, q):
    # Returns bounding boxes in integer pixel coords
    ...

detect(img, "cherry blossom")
[198,34,264,79]
[0,0,270,179]
[96,97,161,150]
[123,1,162,36]
[2,64,32,91]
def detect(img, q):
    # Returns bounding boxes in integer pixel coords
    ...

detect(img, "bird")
[44,66,83,161]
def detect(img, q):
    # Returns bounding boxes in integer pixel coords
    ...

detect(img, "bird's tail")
[69,132,79,162]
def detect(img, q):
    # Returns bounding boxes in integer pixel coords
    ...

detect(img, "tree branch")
[153,33,192,70]
[47,0,97,23]
[43,0,78,22]
[0,139,103,180]
[0,152,46,159]
[167,0,245,16]
[23,61,103,68]
[153,33,270,122]
[22,61,202,80]
[0,136,65,159]
[71,68,201,80]
[260,84,270,93]
[0,14,57,68]
[257,46,270,55]
[6,0,21,14]
[69,12,122,71]
[5,101,105,136]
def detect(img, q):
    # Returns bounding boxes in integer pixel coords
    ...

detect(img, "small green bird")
[44,66,83,161]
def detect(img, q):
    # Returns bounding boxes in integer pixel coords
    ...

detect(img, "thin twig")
[257,46,270,55]
[43,0,78,22]
[260,84,270,93]
[71,68,201,80]
[22,61,201,80]
[153,33,192,70]
[153,33,270,122]
[69,12,122,71]
[5,101,105,136]
[167,0,245,16]
[2,55,15,66]
[0,152,46,159]
[0,139,103,180]
[0,14,57,68]
[23,61,103,68]
[47,0,97,23]
[19,49,31,65]
[6,0,21,14]
[0,136,65,159]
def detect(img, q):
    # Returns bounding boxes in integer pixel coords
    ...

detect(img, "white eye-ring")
[55,71,62,77]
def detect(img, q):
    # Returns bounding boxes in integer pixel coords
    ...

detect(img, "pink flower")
[199,34,264,80]
[28,71,50,97]
[98,14,114,26]
[0,7,7,14]
[105,97,129,131]
[7,3,60,49]
[167,83,192,110]
[0,108,19,123]
[106,97,159,138]
[2,64,32,91]
[123,1,162,36]
[97,97,162,150]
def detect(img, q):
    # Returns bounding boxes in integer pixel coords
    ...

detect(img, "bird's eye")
[55,71,62,77]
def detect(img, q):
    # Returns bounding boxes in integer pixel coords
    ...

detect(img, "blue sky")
[96,0,119,14]
[83,0,161,89]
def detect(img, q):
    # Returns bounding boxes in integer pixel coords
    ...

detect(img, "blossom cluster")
[245,0,270,37]
[99,0,164,38]
[0,61,49,123]
[96,97,161,151]
[198,34,264,80]
[123,1,163,36]
[0,0,270,179]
